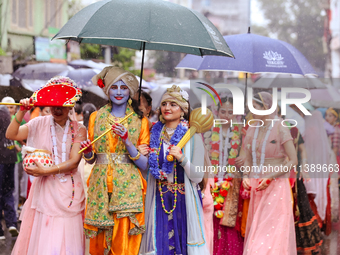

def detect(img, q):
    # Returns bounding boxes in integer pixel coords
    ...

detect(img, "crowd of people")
[0,65,339,255]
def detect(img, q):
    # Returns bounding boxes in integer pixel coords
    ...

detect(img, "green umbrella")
[52,0,234,100]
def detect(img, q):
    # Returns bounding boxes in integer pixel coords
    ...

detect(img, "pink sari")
[12,116,86,255]
[243,120,297,255]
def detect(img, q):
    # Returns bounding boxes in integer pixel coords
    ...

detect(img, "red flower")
[29,159,33,163]
[231,143,238,149]
[40,159,44,163]
[97,78,105,88]
[228,158,236,166]
[212,127,220,132]
[214,202,223,210]
[211,160,219,165]
[211,143,219,150]
[46,159,49,164]
[233,126,239,132]
[219,189,228,197]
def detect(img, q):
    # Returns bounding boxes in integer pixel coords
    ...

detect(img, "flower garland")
[50,116,76,207]
[252,123,273,179]
[149,120,188,179]
[209,125,241,218]
[50,116,70,183]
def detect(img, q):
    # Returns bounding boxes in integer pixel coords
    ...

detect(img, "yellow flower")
[230,149,238,157]
[231,133,239,140]
[211,133,219,142]
[211,151,219,158]
[216,196,225,204]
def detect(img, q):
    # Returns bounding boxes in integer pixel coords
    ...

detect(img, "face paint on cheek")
[109,85,130,105]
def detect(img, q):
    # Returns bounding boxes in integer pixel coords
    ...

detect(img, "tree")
[257,0,326,73]
[112,47,140,76]
[151,51,181,77]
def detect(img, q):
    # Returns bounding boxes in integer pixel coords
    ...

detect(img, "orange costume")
[84,103,149,255]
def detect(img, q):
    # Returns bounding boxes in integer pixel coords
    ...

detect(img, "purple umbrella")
[176,32,316,76]
[176,30,317,112]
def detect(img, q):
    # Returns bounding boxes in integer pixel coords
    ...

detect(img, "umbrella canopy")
[53,0,234,101]
[58,68,101,88]
[53,0,233,58]
[68,59,110,70]
[13,63,74,80]
[176,33,316,76]
[252,73,326,89]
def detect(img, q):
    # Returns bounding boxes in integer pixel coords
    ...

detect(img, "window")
[11,0,33,28]
[45,0,64,29]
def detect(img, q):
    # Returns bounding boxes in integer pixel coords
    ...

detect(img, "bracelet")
[179,154,185,162]
[83,151,95,161]
[180,157,188,167]
[129,151,141,161]
[57,165,60,175]
[14,114,21,124]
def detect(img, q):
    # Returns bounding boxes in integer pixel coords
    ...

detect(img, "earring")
[128,98,132,105]
[180,113,184,120]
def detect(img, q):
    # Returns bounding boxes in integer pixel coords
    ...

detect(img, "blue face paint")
[109,80,130,106]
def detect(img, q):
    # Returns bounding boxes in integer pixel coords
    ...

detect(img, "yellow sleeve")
[88,111,98,152]
[137,117,150,146]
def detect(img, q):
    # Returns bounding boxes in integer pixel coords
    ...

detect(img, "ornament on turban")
[91,66,139,98]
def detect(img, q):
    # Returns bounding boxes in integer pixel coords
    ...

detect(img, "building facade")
[191,0,250,35]
[0,0,68,64]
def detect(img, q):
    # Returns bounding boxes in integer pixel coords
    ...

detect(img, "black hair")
[82,103,97,129]
[130,98,144,119]
[74,103,83,115]
[39,106,48,111]
[138,89,155,117]
[217,96,233,112]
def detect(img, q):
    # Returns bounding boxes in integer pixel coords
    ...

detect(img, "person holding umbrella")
[80,66,150,255]
[139,85,208,255]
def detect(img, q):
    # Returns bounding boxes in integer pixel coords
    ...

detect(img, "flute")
[78,112,134,154]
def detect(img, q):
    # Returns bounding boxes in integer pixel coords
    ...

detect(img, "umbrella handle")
[0,102,75,107]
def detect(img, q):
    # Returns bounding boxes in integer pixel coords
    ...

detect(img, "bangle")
[180,157,188,167]
[57,165,60,175]
[129,151,141,161]
[179,154,185,162]
[83,151,95,161]
[14,114,21,124]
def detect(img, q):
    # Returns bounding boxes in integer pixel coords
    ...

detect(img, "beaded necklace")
[50,117,75,207]
[157,127,178,214]
[252,123,273,179]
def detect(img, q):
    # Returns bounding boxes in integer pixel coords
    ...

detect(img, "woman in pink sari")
[6,77,87,255]
[242,92,298,255]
